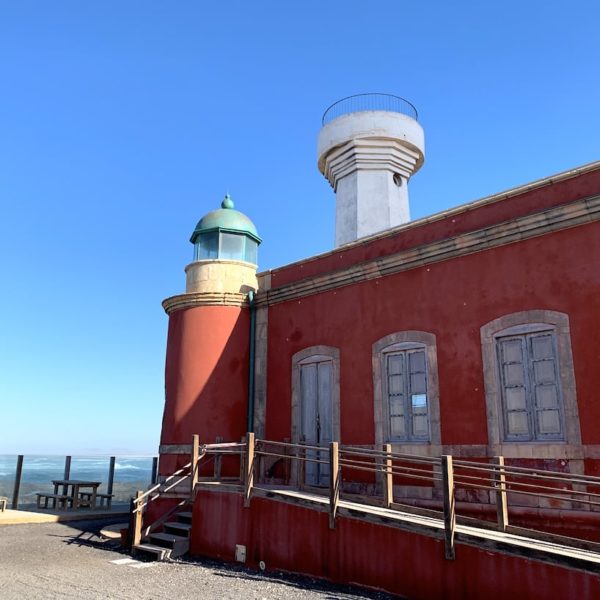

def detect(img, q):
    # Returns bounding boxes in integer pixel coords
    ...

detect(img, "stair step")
[177,511,193,524]
[148,532,190,558]
[164,522,192,536]
[133,543,171,561]
[150,532,189,544]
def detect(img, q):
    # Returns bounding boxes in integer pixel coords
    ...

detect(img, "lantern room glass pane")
[220,232,245,260]
[194,232,218,260]
[244,239,258,264]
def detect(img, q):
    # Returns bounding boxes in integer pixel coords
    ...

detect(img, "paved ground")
[0,518,398,599]
[0,505,130,526]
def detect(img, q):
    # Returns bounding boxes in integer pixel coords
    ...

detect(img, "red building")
[152,96,600,597]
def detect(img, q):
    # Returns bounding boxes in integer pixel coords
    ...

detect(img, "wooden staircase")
[134,509,193,561]
[128,436,248,561]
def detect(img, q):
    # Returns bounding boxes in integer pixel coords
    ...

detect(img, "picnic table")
[52,479,101,509]
[36,479,104,510]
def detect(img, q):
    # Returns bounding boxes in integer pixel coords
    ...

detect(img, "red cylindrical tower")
[158,195,261,476]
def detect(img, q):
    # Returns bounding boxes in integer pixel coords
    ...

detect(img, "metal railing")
[2,453,158,510]
[322,93,418,125]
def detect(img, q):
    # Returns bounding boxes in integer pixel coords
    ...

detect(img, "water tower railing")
[321,93,418,125]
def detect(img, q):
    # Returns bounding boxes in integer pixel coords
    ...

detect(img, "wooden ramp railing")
[129,435,204,550]
[129,435,246,552]
[240,434,600,561]
[133,433,600,564]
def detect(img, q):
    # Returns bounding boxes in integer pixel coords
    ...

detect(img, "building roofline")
[258,159,600,279]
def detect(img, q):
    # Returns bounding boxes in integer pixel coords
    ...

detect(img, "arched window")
[481,311,581,450]
[373,332,441,451]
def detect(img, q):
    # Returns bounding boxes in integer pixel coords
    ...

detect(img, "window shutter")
[408,349,429,439]
[300,364,319,485]
[529,333,563,438]
[300,364,318,443]
[317,362,333,444]
[317,362,332,485]
[498,337,531,439]
[387,353,406,440]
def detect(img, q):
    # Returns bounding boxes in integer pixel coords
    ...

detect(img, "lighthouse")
[159,195,261,473]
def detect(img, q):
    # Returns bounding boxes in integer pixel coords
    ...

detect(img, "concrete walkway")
[0,518,396,599]
[0,504,129,526]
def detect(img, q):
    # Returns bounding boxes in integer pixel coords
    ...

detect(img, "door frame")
[291,346,340,487]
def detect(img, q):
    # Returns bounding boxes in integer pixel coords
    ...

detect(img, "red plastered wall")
[160,305,250,448]
[191,489,600,599]
[265,221,600,447]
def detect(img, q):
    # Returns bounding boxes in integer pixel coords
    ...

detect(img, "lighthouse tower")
[159,195,261,473]
[317,94,425,247]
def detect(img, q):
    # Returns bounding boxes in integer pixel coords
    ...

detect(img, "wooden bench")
[36,493,72,510]
[79,492,114,509]
[0,496,7,512]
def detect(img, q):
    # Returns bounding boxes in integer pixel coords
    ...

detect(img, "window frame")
[481,311,581,453]
[194,231,258,264]
[382,342,430,443]
[495,325,565,442]
[373,332,441,453]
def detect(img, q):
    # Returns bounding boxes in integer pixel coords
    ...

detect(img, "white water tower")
[317,93,425,247]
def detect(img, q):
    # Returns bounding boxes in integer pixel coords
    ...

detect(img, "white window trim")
[481,310,582,456]
[373,332,441,455]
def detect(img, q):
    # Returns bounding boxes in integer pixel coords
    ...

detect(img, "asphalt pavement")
[0,518,398,599]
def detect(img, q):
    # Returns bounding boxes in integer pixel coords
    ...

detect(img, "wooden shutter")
[386,347,430,442]
[387,353,406,440]
[529,332,563,439]
[300,363,319,485]
[408,349,429,440]
[317,362,332,486]
[498,336,531,440]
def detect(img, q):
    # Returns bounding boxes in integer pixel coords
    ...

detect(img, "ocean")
[0,454,156,506]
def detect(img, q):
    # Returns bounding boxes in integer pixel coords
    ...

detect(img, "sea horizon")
[0,453,156,506]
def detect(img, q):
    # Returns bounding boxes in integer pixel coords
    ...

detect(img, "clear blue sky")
[1,1,599,454]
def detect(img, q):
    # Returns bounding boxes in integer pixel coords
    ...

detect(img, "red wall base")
[191,489,600,599]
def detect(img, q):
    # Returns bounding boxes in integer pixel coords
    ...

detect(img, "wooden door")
[300,359,333,486]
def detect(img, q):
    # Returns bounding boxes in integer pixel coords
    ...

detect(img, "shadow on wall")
[160,305,251,475]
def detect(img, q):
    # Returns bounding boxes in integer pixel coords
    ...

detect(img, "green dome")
[190,194,261,244]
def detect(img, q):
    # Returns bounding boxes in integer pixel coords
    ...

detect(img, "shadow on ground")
[54,517,130,555]
[185,556,401,600]
[56,518,402,599]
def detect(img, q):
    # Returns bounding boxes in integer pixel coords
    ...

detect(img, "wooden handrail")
[453,459,600,485]
[244,432,255,507]
[205,442,245,450]
[257,439,329,452]
[142,499,188,538]
[383,443,393,508]
[133,433,600,558]
[329,441,340,529]
[341,445,440,464]
[130,434,214,552]
[493,456,508,532]
[255,449,331,466]
[441,455,456,560]
[133,462,193,506]
[453,473,600,500]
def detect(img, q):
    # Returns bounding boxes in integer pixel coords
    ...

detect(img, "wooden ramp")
[197,482,600,575]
